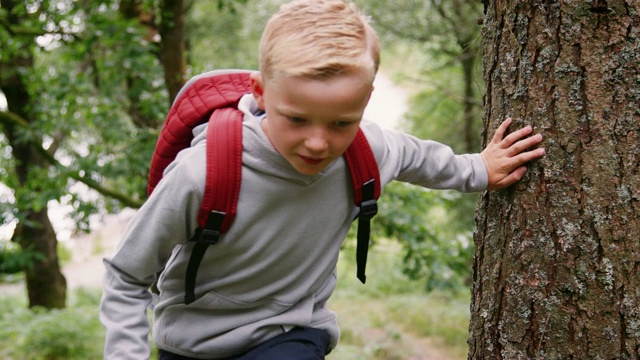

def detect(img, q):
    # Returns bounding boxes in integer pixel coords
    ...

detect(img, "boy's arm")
[481,118,545,190]
[100,153,204,359]
[100,261,155,360]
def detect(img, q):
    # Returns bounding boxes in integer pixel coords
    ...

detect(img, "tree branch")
[0,110,144,208]
[0,109,30,129]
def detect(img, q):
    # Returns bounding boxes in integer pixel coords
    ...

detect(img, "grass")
[0,242,470,359]
[0,288,104,360]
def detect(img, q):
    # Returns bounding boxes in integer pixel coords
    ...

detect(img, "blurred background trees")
[0,0,483,309]
[2,0,173,308]
[358,0,484,291]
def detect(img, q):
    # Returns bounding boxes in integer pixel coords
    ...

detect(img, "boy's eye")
[333,120,355,128]
[288,117,306,123]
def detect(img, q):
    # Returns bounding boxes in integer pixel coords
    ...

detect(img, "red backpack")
[148,71,380,304]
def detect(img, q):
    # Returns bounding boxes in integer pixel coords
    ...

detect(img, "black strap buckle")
[359,199,378,220]
[196,228,220,245]
[191,210,225,244]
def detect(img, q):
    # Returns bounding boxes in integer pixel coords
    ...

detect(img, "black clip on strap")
[356,180,377,284]
[184,211,225,304]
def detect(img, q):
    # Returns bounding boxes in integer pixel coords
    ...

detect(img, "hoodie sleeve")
[360,121,489,192]
[100,145,205,359]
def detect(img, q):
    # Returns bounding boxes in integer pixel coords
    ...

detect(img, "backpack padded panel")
[148,72,252,195]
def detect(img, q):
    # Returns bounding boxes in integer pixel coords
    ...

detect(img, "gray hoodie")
[100,94,488,359]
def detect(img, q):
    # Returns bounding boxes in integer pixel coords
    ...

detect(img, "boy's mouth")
[299,155,325,165]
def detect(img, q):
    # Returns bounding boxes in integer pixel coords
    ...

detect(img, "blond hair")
[259,0,380,83]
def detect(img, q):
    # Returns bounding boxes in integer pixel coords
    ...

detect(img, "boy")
[100,0,545,359]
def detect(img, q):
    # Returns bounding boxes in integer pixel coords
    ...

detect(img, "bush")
[0,241,45,275]
[0,289,104,360]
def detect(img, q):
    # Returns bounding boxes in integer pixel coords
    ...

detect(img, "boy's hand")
[481,118,545,190]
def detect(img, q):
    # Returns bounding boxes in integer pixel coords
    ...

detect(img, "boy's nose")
[304,128,329,153]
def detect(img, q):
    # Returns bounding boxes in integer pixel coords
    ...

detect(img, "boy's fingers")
[508,133,543,155]
[491,118,512,144]
[506,166,528,183]
[513,149,545,167]
[502,125,534,148]
[490,166,528,190]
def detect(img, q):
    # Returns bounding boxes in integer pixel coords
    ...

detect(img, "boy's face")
[251,70,374,175]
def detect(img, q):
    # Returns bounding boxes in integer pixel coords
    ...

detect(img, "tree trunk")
[460,48,479,153]
[119,0,164,128]
[7,130,68,309]
[18,209,67,309]
[5,117,67,310]
[470,1,640,359]
[1,0,67,309]
[159,0,187,103]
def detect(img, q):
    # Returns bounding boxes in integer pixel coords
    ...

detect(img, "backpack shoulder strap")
[197,107,243,233]
[184,106,244,304]
[146,71,251,304]
[343,129,381,284]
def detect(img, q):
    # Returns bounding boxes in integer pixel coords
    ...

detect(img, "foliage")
[359,0,485,152]
[186,0,282,74]
[38,3,166,205]
[0,288,104,360]
[339,43,482,290]
[401,48,484,154]
[0,0,182,307]
[0,0,274,237]
[358,0,480,47]
[0,241,45,274]
[349,0,486,291]
[0,239,71,277]
[371,182,477,291]
[215,0,250,13]
[0,0,164,234]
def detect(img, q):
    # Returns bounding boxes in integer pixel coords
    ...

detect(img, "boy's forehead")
[267,72,373,119]
[275,100,366,122]
[265,69,375,88]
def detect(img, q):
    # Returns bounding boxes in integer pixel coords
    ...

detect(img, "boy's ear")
[250,72,266,110]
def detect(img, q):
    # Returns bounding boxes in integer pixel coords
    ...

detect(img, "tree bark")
[470,1,640,359]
